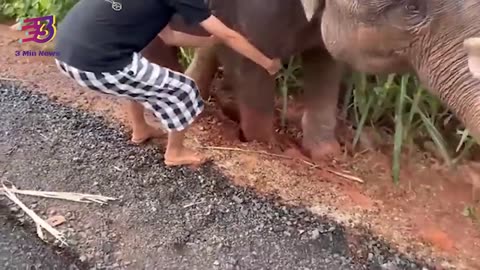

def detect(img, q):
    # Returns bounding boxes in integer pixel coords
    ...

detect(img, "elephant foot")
[238,104,274,143]
[301,110,342,163]
[302,138,342,163]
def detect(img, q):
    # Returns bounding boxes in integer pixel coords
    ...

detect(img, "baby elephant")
[316,0,480,143]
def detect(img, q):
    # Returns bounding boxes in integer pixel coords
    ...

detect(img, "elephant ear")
[300,0,319,21]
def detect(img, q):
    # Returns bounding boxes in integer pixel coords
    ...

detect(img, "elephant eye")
[406,3,418,11]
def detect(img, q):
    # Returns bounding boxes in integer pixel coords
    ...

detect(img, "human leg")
[164,128,205,166]
[54,53,207,166]
[127,101,166,144]
[152,67,207,166]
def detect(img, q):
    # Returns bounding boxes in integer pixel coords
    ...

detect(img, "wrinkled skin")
[169,0,344,162]
[318,0,480,142]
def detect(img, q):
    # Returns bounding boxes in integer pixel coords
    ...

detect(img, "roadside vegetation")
[2,0,478,183]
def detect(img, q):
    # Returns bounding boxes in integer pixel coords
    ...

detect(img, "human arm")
[169,0,281,75]
[199,15,281,75]
[158,24,216,48]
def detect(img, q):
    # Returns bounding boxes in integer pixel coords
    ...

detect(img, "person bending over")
[54,0,282,166]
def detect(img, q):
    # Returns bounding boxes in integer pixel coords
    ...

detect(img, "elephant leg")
[232,57,276,142]
[140,36,183,72]
[185,45,220,100]
[301,47,343,162]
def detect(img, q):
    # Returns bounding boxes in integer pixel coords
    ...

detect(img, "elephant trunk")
[416,40,480,142]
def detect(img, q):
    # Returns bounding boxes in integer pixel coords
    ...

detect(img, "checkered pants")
[54,52,204,131]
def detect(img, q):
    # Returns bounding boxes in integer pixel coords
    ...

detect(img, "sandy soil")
[0,23,479,269]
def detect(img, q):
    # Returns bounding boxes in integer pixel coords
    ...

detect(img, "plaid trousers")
[55,52,204,131]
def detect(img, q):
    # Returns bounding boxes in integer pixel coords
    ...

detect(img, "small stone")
[232,195,243,204]
[213,260,220,266]
[440,261,455,269]
[69,240,78,246]
[79,255,87,262]
[381,262,398,270]
[311,229,320,240]
[368,253,374,261]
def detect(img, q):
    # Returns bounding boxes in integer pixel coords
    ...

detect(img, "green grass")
[177,51,478,182]
[3,3,478,183]
[345,71,476,182]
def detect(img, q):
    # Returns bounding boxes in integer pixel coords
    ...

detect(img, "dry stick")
[0,187,117,204]
[0,77,29,83]
[327,169,365,184]
[2,183,68,246]
[201,145,364,183]
[200,146,317,167]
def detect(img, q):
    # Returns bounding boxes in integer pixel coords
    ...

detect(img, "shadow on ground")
[0,82,434,270]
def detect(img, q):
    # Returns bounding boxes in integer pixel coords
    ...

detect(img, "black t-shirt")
[54,0,211,72]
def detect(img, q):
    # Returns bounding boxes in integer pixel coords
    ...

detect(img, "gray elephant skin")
[317,0,480,143]
[142,0,345,163]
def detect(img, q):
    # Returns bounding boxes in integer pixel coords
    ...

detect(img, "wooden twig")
[2,183,68,246]
[0,180,117,204]
[0,187,117,204]
[0,77,29,83]
[200,145,317,167]
[327,169,364,184]
[201,146,365,184]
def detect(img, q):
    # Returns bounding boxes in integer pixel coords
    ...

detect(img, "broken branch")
[2,182,68,246]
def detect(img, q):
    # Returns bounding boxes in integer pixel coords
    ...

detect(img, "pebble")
[311,229,320,240]
[232,195,243,204]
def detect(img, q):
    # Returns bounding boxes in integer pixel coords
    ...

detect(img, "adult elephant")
[157,0,345,162]
[311,0,480,142]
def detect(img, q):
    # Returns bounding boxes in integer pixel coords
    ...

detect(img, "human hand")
[265,58,282,75]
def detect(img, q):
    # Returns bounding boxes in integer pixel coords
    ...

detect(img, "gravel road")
[0,82,434,270]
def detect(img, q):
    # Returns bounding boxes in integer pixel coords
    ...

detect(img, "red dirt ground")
[1,23,479,269]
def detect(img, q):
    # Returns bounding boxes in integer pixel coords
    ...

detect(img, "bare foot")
[164,147,208,167]
[131,125,166,144]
